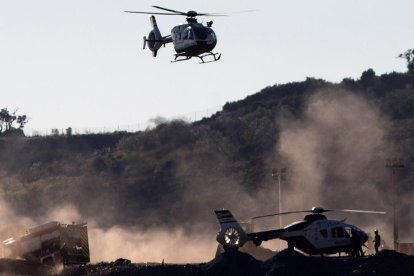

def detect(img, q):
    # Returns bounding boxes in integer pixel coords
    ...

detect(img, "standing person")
[374,229,381,254]
[60,243,68,265]
[351,229,364,257]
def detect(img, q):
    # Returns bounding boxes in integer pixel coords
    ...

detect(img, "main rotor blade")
[195,13,228,17]
[124,11,183,16]
[252,210,311,219]
[153,6,228,17]
[152,6,186,15]
[252,207,386,220]
[328,209,386,215]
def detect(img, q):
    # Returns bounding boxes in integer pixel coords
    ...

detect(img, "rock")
[262,249,316,276]
[351,250,414,276]
[203,250,264,276]
[114,258,131,266]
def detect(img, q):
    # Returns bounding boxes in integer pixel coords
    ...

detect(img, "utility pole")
[272,167,287,251]
[385,157,404,251]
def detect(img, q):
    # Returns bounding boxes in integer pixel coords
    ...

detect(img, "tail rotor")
[215,210,248,250]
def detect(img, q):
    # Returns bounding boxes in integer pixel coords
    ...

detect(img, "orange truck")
[2,221,90,265]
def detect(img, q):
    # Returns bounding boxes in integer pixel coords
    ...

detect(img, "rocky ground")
[1,250,413,276]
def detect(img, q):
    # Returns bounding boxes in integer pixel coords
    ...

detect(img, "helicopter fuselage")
[270,215,369,255]
[216,209,373,257]
[171,20,217,57]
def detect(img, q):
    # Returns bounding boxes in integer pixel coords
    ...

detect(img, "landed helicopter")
[215,207,386,257]
[125,6,225,63]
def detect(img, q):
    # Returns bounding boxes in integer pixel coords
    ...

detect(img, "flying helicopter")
[215,207,386,257]
[125,6,226,63]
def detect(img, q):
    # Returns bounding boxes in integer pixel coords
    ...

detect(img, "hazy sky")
[1,0,413,132]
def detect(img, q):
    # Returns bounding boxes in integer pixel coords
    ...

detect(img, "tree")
[360,68,376,87]
[17,115,29,129]
[66,127,72,136]
[51,128,60,136]
[0,108,29,134]
[0,108,13,132]
[397,49,414,73]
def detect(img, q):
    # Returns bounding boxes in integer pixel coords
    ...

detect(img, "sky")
[0,0,413,134]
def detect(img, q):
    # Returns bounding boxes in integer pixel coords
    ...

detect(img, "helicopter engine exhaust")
[144,16,163,57]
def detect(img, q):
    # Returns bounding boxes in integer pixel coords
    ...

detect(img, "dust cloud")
[0,198,35,241]
[46,205,217,263]
[48,204,217,263]
[275,89,397,244]
[89,227,214,263]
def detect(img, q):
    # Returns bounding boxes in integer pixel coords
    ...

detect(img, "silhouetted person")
[374,229,381,254]
[351,229,364,257]
[60,243,68,265]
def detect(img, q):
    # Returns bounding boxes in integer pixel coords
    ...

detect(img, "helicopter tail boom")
[144,15,172,57]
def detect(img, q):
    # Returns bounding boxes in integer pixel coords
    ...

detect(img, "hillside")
[1,69,414,262]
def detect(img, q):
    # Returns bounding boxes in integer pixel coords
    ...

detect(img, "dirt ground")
[1,249,413,275]
[0,259,55,275]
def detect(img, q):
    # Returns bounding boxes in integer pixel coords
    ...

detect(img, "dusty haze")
[0,88,412,262]
[276,89,401,246]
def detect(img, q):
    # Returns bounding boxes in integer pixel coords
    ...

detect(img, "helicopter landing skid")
[171,55,192,63]
[198,52,221,64]
[171,52,221,64]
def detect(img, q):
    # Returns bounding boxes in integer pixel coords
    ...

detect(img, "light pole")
[272,167,287,251]
[385,157,404,251]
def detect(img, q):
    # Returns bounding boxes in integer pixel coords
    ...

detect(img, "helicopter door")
[310,222,332,249]
[330,227,349,246]
[315,227,333,249]
[331,227,345,238]
[172,26,196,52]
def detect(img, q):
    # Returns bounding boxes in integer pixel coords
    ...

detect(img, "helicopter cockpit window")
[320,229,328,238]
[331,227,345,238]
[183,27,193,40]
[344,227,352,238]
[209,30,216,40]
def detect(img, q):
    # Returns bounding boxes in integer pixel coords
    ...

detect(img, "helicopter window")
[331,227,345,238]
[192,26,208,40]
[320,229,328,238]
[209,31,216,40]
[182,27,194,40]
[173,32,179,41]
[344,227,352,238]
